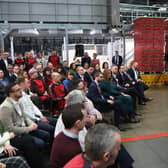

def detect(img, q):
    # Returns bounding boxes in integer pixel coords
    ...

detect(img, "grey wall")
[0,0,108,23]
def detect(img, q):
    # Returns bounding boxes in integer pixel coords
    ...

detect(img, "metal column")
[63,28,69,62]
[123,31,126,63]
[0,33,4,52]
[10,36,15,62]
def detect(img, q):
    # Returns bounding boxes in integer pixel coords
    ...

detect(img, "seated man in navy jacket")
[87,72,122,129]
[117,64,145,105]
[127,61,152,102]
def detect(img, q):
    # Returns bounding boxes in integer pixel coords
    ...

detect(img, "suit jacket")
[0,58,13,72]
[117,72,130,86]
[4,71,17,83]
[87,81,107,111]
[127,68,141,82]
[84,71,93,88]
[37,72,43,80]
[0,97,33,135]
[111,74,126,92]
[112,55,123,66]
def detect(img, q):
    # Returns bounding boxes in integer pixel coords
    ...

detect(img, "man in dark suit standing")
[81,52,91,67]
[87,72,122,128]
[112,51,123,68]
[0,52,13,73]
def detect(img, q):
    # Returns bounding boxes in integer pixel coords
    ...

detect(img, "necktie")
[98,84,104,99]
[125,72,132,81]
[115,56,117,64]
[121,73,124,81]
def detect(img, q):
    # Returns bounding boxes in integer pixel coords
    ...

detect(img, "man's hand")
[109,96,114,100]
[107,100,114,104]
[31,93,37,97]
[43,91,48,96]
[132,81,135,85]
[137,79,143,82]
[28,123,38,131]
[86,115,96,127]
[125,83,130,87]
[40,116,49,124]
[9,132,15,139]
[121,92,129,97]
[0,162,6,168]
[4,144,18,157]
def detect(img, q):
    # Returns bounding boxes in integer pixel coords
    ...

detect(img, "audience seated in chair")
[17,77,57,144]
[0,83,50,150]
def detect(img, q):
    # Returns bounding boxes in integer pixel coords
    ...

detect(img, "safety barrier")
[141,73,168,86]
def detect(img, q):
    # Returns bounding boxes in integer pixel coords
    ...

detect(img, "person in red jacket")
[48,50,60,69]
[42,67,52,91]
[29,69,49,109]
[25,52,36,71]
[15,53,25,66]
[49,72,65,114]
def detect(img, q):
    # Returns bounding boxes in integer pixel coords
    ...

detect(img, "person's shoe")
[118,127,127,132]
[135,112,142,116]
[139,101,146,105]
[144,97,153,102]
[129,117,140,123]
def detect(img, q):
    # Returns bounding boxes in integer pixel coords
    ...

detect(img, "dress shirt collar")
[63,129,78,139]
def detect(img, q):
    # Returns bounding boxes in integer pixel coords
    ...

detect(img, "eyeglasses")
[13,88,21,92]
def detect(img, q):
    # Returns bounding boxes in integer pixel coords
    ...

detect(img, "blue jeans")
[36,117,57,138]
[30,129,50,149]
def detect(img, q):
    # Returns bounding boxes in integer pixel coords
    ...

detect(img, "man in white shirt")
[17,77,56,139]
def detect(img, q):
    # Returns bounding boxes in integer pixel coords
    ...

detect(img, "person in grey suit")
[0,83,50,150]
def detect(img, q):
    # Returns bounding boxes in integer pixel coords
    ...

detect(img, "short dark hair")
[62,103,85,129]
[94,72,102,79]
[43,67,51,76]
[5,82,17,96]
[69,79,80,92]
[16,77,26,85]
[88,65,94,69]
[119,64,125,69]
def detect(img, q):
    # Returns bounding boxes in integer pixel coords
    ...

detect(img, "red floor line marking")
[122,132,168,142]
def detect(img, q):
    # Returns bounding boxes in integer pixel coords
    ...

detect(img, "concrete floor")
[121,86,168,167]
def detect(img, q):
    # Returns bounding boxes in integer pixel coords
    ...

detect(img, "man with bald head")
[48,72,66,114]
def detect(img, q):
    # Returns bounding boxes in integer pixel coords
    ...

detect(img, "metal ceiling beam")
[0,23,107,31]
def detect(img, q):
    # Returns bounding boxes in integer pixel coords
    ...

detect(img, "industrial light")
[112,28,119,33]
[158,7,167,12]
[18,28,39,35]
[48,30,59,34]
[90,30,102,35]
[68,30,83,34]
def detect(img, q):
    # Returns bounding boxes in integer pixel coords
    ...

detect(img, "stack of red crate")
[134,18,164,72]
[165,21,168,53]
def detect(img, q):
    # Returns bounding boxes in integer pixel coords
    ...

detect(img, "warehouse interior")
[0,0,168,168]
